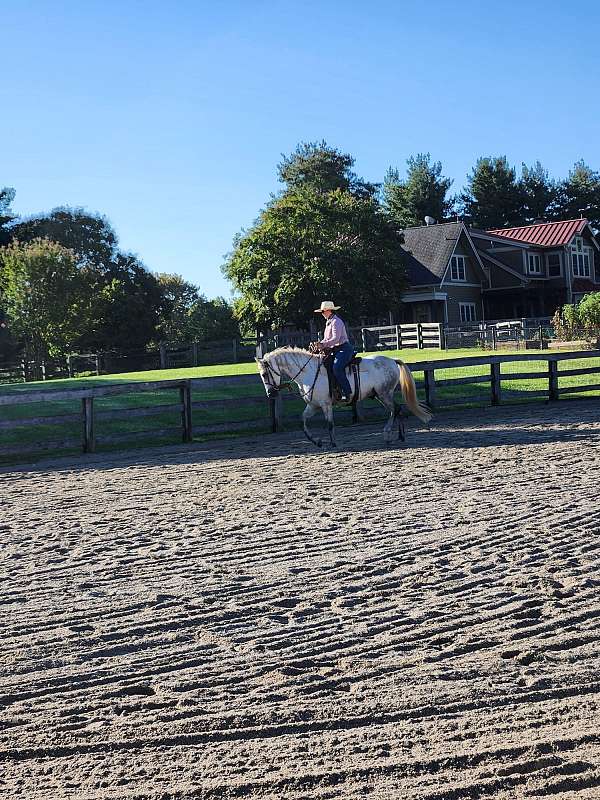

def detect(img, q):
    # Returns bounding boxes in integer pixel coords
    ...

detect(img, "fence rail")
[1,350,599,461]
[361,323,442,351]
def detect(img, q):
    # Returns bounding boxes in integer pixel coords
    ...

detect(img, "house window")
[547,253,561,277]
[459,302,477,323]
[571,237,592,278]
[450,255,467,281]
[528,253,543,274]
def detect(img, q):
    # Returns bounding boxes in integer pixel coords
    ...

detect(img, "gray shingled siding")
[444,285,484,327]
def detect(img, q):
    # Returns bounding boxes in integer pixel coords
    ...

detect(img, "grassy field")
[1,346,599,463]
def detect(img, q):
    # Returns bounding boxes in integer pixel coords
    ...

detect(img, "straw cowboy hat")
[314,300,341,312]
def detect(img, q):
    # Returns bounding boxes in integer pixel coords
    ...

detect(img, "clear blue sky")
[3,1,599,298]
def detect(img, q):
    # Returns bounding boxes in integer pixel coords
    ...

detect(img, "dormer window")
[450,255,466,281]
[528,253,543,275]
[571,237,592,278]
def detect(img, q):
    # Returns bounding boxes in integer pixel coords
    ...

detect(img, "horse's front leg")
[323,402,336,447]
[302,402,322,448]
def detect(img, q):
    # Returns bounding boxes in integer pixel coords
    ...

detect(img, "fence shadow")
[3,400,598,476]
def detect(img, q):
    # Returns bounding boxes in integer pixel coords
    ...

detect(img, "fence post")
[95,354,100,376]
[548,360,559,401]
[424,369,436,408]
[361,328,367,353]
[82,397,95,453]
[67,355,73,378]
[180,381,193,442]
[159,342,167,369]
[417,323,423,350]
[20,360,27,382]
[232,339,238,363]
[490,362,501,405]
[395,325,400,350]
[41,362,46,381]
[270,393,283,432]
[191,341,198,366]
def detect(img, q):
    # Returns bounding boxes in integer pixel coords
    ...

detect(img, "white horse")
[256,347,432,447]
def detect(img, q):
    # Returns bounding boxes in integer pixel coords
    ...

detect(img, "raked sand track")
[2,400,600,799]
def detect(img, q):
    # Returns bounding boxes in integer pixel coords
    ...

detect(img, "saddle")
[322,351,361,404]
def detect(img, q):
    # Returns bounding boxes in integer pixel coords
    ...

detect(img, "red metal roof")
[487,218,587,247]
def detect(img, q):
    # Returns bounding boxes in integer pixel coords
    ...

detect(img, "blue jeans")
[332,341,354,396]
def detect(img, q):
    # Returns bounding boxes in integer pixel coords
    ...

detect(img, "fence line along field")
[1,348,600,463]
[2,399,600,798]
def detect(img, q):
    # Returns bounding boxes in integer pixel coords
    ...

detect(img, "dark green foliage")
[520,162,558,223]
[187,296,240,341]
[0,239,84,360]
[155,273,203,342]
[278,141,378,198]
[224,186,406,331]
[80,254,164,353]
[11,207,118,268]
[460,156,524,229]
[383,154,454,228]
[154,273,239,343]
[0,187,16,246]
[554,161,600,229]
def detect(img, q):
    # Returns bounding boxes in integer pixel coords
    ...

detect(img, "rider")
[314,300,355,403]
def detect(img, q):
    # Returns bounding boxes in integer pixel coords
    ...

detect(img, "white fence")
[361,323,442,351]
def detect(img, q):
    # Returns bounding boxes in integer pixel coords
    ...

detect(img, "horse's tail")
[397,361,433,424]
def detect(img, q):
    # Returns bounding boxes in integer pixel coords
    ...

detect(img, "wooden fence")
[361,323,442,351]
[1,350,599,461]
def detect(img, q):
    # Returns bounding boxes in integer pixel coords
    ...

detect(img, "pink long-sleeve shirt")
[320,314,349,348]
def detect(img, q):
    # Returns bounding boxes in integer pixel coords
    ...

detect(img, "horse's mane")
[263,346,317,361]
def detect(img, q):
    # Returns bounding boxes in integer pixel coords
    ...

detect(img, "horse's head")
[256,356,281,398]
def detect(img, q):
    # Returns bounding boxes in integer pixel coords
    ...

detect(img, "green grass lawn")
[1,346,598,464]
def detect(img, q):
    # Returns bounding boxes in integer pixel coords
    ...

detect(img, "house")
[399,218,600,326]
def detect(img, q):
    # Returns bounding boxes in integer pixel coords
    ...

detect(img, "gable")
[402,222,486,286]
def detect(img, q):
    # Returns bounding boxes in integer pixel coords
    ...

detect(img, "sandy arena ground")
[2,400,600,799]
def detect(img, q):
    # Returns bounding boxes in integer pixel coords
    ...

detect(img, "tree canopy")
[224,183,406,331]
[520,161,558,223]
[554,161,600,229]
[382,154,453,228]
[0,187,16,246]
[459,156,525,229]
[277,141,378,198]
[0,239,84,360]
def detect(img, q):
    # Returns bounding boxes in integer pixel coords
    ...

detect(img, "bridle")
[261,352,322,403]
[261,360,283,395]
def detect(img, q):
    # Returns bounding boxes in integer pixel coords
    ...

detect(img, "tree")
[0,187,16,246]
[10,207,118,269]
[382,154,454,228]
[576,292,600,332]
[154,273,202,341]
[187,297,240,341]
[277,141,378,198]
[0,239,85,360]
[519,162,558,223]
[460,156,524,228]
[554,161,600,230]
[79,254,164,352]
[224,186,406,331]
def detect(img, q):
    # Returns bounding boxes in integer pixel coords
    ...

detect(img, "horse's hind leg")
[394,403,405,441]
[323,402,336,447]
[302,403,322,448]
[379,391,396,445]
